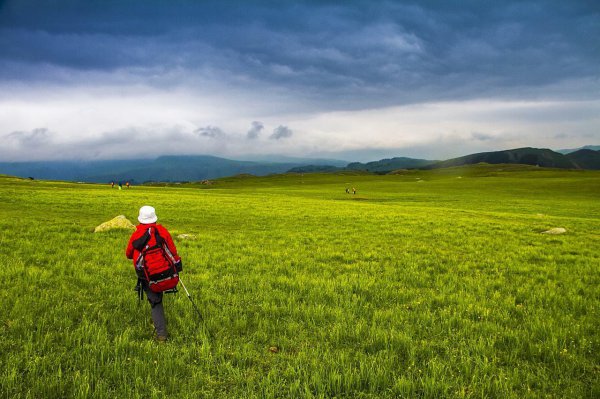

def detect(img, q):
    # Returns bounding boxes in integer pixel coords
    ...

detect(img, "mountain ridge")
[557,145,600,154]
[424,147,578,170]
[1,146,599,182]
[0,155,333,183]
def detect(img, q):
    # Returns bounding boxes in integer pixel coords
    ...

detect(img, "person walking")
[126,206,181,342]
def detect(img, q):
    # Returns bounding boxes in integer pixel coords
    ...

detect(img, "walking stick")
[179,277,203,322]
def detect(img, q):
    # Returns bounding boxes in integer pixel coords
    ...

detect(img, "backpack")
[132,226,180,293]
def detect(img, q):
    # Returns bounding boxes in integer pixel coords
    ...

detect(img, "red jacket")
[126,223,181,266]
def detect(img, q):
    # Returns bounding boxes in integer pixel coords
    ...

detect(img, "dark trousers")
[144,285,167,337]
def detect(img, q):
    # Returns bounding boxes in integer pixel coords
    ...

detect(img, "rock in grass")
[177,234,197,240]
[94,215,135,233]
[541,227,567,235]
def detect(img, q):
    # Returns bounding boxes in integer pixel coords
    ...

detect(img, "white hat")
[138,205,158,224]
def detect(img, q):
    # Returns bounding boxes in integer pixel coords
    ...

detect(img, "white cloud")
[283,99,600,159]
[0,76,598,162]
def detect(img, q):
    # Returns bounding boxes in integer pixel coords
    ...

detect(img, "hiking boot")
[156,335,168,343]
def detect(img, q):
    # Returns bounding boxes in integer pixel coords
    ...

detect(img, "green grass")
[0,165,598,398]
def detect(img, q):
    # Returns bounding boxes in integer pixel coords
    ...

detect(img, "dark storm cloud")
[270,126,293,140]
[246,121,264,139]
[0,1,598,109]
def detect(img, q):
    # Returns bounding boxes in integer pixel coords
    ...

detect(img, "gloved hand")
[175,259,183,272]
[135,267,146,279]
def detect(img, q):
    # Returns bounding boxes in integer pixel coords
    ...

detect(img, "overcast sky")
[1,0,598,162]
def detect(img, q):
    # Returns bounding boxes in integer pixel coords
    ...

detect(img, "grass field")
[0,164,598,398]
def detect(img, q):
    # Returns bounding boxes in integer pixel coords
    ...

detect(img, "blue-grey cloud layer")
[1,0,598,110]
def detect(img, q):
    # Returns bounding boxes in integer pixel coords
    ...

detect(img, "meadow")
[0,164,598,398]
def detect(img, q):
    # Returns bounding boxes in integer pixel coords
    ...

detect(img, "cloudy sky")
[0,0,598,162]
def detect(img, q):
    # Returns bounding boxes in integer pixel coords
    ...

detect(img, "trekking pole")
[178,277,203,322]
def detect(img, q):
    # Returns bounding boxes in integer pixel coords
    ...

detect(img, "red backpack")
[132,226,180,293]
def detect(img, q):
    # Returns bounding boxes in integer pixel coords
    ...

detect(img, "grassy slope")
[0,165,598,398]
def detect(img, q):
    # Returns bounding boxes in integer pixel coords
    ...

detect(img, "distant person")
[126,181,130,189]
[126,206,182,342]
[345,187,350,194]
[352,187,356,195]
[111,181,115,188]
[118,182,123,190]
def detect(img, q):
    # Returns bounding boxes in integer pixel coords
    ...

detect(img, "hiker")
[111,181,114,188]
[118,182,123,190]
[352,187,356,195]
[126,181,130,189]
[345,187,350,194]
[126,206,182,341]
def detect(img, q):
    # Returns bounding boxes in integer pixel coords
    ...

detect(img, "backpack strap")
[148,228,176,265]
[132,227,165,252]
[132,227,176,279]
[132,228,152,251]
[153,228,166,247]
[144,227,165,251]
[132,227,161,281]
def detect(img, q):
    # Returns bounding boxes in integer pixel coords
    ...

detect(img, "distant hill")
[345,157,436,173]
[237,155,348,167]
[557,145,600,154]
[287,165,342,173]
[0,155,342,183]
[3,146,599,183]
[0,159,145,182]
[425,147,578,170]
[565,149,600,170]
[287,147,600,175]
[285,157,435,174]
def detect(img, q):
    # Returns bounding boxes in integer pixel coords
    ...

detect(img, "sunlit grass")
[0,165,598,398]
